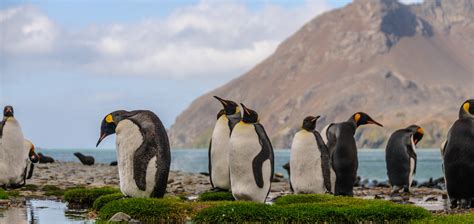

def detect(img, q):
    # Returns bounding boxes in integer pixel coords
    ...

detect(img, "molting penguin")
[0,106,29,188]
[385,125,424,193]
[323,112,383,196]
[208,96,241,191]
[96,110,171,198]
[441,99,474,209]
[229,104,274,202]
[290,116,331,194]
[11,139,40,188]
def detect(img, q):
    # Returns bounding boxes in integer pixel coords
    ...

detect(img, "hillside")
[169,0,474,149]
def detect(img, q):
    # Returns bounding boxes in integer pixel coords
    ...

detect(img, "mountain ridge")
[169,0,473,149]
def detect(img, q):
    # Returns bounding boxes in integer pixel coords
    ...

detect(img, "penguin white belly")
[408,136,416,190]
[0,118,28,185]
[210,116,231,190]
[230,123,271,202]
[290,131,325,194]
[116,120,156,198]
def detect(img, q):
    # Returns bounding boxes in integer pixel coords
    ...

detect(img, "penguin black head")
[214,96,240,116]
[407,125,424,145]
[459,99,474,119]
[3,106,14,117]
[350,112,383,127]
[96,110,128,147]
[240,103,259,124]
[302,115,321,131]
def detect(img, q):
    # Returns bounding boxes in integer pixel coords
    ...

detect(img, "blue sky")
[0,0,422,149]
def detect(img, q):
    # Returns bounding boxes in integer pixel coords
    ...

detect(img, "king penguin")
[229,104,274,202]
[11,139,39,188]
[385,125,424,194]
[321,112,383,196]
[0,106,30,188]
[290,115,331,194]
[441,99,474,209]
[96,110,171,198]
[209,96,241,191]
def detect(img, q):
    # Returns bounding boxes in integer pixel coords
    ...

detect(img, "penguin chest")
[408,136,417,188]
[116,120,156,197]
[210,116,231,189]
[0,118,27,183]
[290,131,324,194]
[229,123,271,202]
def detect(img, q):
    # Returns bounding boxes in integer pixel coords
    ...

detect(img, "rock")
[374,194,385,199]
[425,196,438,202]
[109,212,131,222]
[110,161,117,166]
[376,180,390,188]
[73,152,95,166]
[274,172,284,178]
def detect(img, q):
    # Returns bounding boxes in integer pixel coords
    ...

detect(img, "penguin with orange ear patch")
[323,112,383,196]
[442,99,474,209]
[385,125,424,194]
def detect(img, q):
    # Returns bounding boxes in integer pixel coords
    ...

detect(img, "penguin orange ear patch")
[105,114,114,123]
[354,113,361,123]
[463,102,470,113]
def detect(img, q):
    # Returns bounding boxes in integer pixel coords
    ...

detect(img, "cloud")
[1,0,331,80]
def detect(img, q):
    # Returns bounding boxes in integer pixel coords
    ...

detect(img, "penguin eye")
[105,114,114,123]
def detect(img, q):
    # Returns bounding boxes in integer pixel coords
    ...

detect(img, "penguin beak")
[312,115,321,122]
[367,119,383,127]
[96,132,107,147]
[240,103,251,116]
[214,96,229,107]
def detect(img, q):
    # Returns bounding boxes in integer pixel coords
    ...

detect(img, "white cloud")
[1,0,331,79]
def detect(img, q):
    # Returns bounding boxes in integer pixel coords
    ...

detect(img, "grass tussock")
[410,213,474,224]
[198,191,234,201]
[0,189,8,199]
[92,193,124,211]
[98,197,188,222]
[64,187,120,208]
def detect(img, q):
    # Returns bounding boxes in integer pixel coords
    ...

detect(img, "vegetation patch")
[0,189,8,199]
[410,213,474,224]
[23,184,39,191]
[64,187,120,209]
[7,190,20,197]
[98,197,189,222]
[198,191,234,201]
[92,193,124,211]
[195,195,431,223]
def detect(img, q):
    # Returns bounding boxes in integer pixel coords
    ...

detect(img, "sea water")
[39,148,443,181]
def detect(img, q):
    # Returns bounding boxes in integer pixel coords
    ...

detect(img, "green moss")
[198,191,235,201]
[7,190,20,197]
[0,189,8,199]
[411,213,474,224]
[64,187,120,208]
[98,197,189,222]
[23,184,39,191]
[195,195,431,223]
[92,193,124,211]
[41,185,61,191]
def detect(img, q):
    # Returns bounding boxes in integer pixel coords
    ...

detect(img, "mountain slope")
[169,0,474,149]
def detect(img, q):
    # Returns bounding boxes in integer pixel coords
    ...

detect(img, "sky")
[0,0,423,149]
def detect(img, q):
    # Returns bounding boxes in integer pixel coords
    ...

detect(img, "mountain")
[169,0,474,149]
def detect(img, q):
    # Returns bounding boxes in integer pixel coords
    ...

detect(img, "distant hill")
[169,0,474,149]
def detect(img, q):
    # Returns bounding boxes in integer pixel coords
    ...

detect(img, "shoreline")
[1,162,471,214]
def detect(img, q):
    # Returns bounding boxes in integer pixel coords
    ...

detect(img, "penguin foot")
[8,183,25,189]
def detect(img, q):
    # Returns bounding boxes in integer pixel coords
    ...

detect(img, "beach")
[5,161,466,214]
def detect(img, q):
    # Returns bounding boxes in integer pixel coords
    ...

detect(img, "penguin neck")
[346,118,358,129]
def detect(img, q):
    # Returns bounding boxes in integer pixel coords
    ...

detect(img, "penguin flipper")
[208,138,214,188]
[133,144,156,191]
[313,131,332,192]
[0,118,6,140]
[253,124,274,188]
[27,163,35,179]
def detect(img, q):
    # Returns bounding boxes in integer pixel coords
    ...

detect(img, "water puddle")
[0,199,93,224]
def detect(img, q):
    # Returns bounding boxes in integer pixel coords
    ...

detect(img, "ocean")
[38,148,443,181]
